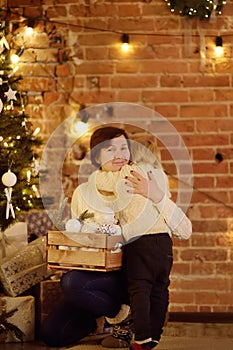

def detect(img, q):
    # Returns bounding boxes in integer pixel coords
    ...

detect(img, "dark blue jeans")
[40,269,127,347]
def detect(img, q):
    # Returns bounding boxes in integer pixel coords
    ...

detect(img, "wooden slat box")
[47,231,123,271]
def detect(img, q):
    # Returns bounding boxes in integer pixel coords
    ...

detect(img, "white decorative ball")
[65,219,81,232]
[94,207,115,225]
[2,170,17,187]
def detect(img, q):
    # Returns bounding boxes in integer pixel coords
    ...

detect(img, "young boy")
[88,137,192,349]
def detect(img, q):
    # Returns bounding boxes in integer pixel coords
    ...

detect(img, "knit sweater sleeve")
[71,185,87,219]
[155,195,192,240]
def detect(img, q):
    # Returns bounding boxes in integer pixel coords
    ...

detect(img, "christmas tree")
[0,18,45,231]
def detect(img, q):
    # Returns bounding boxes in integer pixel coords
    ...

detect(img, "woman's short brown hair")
[90,126,131,168]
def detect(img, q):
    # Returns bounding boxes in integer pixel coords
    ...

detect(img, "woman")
[40,126,133,348]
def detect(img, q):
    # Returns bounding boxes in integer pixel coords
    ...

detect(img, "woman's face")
[97,135,130,172]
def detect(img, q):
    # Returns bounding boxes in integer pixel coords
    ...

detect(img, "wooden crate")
[47,231,123,271]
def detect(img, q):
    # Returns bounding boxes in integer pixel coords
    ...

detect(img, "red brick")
[180,104,227,118]
[181,248,228,262]
[111,76,158,89]
[191,261,215,275]
[56,64,71,77]
[170,292,194,304]
[142,90,189,103]
[192,219,228,233]
[160,75,183,88]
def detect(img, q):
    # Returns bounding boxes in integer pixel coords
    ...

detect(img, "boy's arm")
[125,170,192,240]
[155,195,192,240]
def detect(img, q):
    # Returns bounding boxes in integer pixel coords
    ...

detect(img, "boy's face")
[97,135,130,172]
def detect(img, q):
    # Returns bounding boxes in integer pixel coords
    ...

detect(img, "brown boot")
[101,318,133,348]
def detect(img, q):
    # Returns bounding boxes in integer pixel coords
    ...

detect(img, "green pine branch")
[0,308,25,343]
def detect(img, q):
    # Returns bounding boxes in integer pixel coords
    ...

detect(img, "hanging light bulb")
[121,33,130,52]
[25,18,35,35]
[25,26,33,36]
[11,46,24,64]
[215,36,224,57]
[73,111,89,135]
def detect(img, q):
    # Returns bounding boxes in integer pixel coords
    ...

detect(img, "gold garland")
[164,0,227,20]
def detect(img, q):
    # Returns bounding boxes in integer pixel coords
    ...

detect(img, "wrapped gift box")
[0,222,28,259]
[0,237,51,297]
[47,230,123,271]
[0,294,35,343]
[26,210,53,240]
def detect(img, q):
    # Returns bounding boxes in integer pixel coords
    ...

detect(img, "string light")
[164,0,227,19]
[121,33,130,52]
[32,127,40,137]
[25,18,35,35]
[25,26,33,36]
[215,35,224,56]
[73,110,89,136]
[11,46,24,64]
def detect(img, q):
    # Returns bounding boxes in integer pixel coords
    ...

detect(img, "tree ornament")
[0,98,3,113]
[4,87,17,101]
[2,170,17,187]
[0,36,9,54]
[164,0,226,20]
[2,170,17,219]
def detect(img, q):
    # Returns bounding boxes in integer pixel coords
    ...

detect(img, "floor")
[1,335,233,350]
[1,320,233,350]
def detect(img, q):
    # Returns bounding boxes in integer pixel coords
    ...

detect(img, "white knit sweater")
[71,163,192,242]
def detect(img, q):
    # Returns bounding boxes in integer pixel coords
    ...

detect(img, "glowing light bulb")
[215,46,224,56]
[11,54,20,64]
[73,120,88,135]
[121,33,130,53]
[25,26,33,35]
[215,36,224,57]
[121,42,129,52]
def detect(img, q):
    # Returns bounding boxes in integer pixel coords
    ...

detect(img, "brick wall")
[6,0,233,313]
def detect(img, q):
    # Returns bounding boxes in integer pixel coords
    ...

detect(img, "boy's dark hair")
[90,126,131,168]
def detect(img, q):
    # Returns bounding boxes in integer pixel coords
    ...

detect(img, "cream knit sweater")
[71,163,192,242]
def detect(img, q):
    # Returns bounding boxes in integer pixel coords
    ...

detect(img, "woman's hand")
[125,170,164,203]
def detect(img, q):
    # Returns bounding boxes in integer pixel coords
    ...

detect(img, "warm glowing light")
[121,33,130,53]
[27,170,31,183]
[121,42,130,52]
[73,120,89,135]
[11,47,24,64]
[215,46,224,57]
[215,36,224,57]
[11,54,20,64]
[25,26,33,35]
[32,127,40,137]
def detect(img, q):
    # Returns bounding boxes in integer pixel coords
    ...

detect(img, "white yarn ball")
[65,219,81,232]
[2,171,17,187]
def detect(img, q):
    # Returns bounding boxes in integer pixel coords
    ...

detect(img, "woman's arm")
[125,170,192,240]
